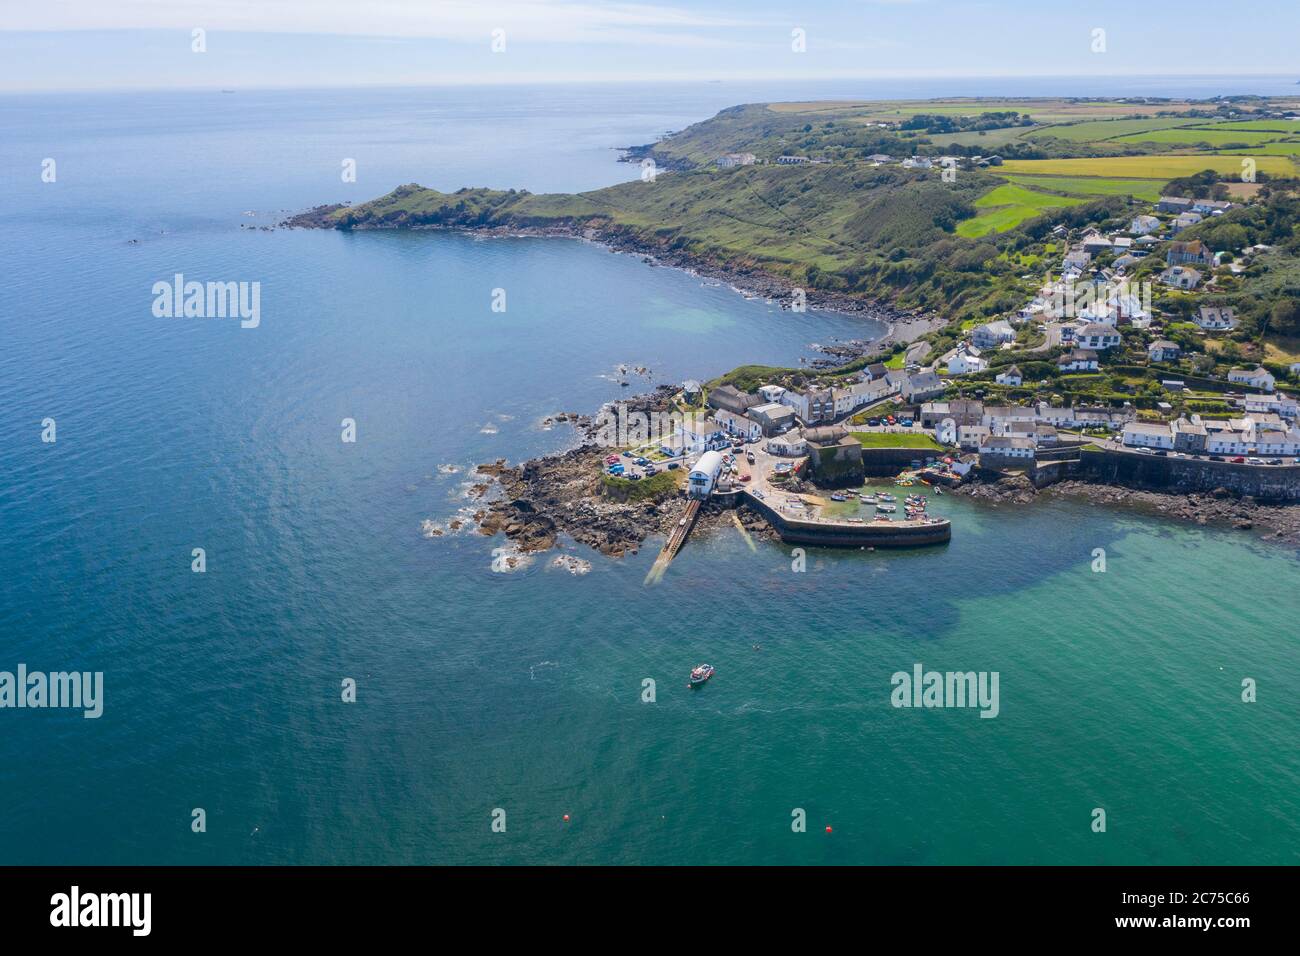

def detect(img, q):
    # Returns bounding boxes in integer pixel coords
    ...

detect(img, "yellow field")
[998,155,1298,179]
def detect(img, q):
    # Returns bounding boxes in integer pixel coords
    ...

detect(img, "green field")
[1028,117,1204,142]
[999,155,1298,178]
[955,183,1085,237]
[1206,120,1300,134]
[1216,142,1300,156]
[1112,127,1280,146]
[852,431,945,450]
[999,174,1164,201]
[925,125,1038,149]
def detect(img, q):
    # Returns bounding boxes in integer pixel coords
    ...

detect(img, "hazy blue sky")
[3,0,1298,92]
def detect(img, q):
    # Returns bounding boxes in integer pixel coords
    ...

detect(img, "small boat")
[873,513,891,521]
[858,494,876,503]
[830,493,848,502]
[878,493,896,502]
[688,664,715,688]
[877,503,896,513]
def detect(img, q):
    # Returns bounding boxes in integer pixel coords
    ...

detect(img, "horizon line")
[3,70,1299,96]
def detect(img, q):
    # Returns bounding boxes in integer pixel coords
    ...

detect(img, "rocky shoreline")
[280,204,940,362]
[475,446,685,557]
[957,472,1300,544]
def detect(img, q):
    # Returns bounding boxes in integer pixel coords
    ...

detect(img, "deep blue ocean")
[1,79,1298,864]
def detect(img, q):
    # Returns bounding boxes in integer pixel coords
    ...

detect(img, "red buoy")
[825,826,833,833]
[563,814,570,822]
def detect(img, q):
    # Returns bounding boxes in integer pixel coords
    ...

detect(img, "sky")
[1,0,1298,92]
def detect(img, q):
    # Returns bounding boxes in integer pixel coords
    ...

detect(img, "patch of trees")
[898,112,1030,134]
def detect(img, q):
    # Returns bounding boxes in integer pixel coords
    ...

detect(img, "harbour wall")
[1074,448,1300,500]
[741,491,951,548]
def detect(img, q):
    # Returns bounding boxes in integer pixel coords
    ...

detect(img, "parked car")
[622,450,634,458]
[627,473,642,481]
[634,457,649,466]
[644,465,657,476]
[751,489,765,500]
[739,474,751,483]
[1248,457,1264,465]
[1269,458,1283,465]
[667,462,679,470]
[1232,456,1246,463]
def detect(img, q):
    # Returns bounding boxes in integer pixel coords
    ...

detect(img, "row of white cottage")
[1122,414,1300,457]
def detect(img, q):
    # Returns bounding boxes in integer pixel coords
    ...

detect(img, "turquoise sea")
[1,80,1298,865]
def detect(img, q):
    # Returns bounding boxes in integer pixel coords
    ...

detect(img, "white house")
[1075,323,1122,350]
[971,320,1016,350]
[1206,428,1252,456]
[1130,215,1160,235]
[947,345,987,375]
[765,434,807,457]
[979,436,1036,459]
[1252,427,1300,456]
[1122,422,1174,450]
[1160,266,1202,290]
[901,371,944,403]
[778,389,809,422]
[1244,394,1300,420]
[1081,232,1112,254]
[983,405,1038,435]
[1147,339,1181,363]
[758,384,787,404]
[1228,367,1276,392]
[713,410,762,442]
[1062,250,1092,274]
[958,424,991,450]
[1058,349,1100,372]
[1196,306,1236,330]
[995,365,1023,386]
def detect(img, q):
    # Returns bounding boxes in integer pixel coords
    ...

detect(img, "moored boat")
[688,664,715,688]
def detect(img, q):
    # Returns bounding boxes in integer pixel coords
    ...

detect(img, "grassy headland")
[303,94,1300,378]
